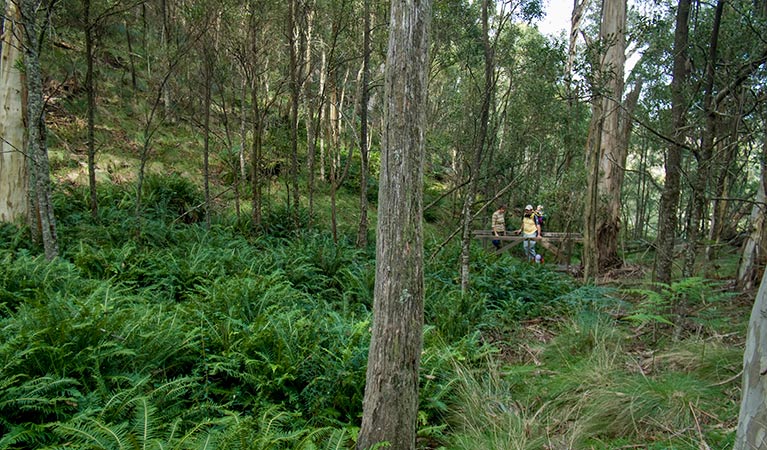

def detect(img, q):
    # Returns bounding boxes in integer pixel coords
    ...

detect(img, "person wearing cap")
[514,204,542,261]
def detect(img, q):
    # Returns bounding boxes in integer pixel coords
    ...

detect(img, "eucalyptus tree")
[357,0,431,446]
[18,0,59,259]
[654,0,691,284]
[356,0,372,248]
[287,0,309,228]
[582,0,628,278]
[0,1,27,225]
[74,0,141,218]
[198,6,216,230]
[224,0,286,227]
[458,0,496,292]
[312,0,359,241]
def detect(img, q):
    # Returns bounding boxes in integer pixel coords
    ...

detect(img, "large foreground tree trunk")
[0,1,28,224]
[357,0,431,448]
[734,268,767,449]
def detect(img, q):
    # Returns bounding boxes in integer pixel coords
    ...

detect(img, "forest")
[0,0,766,448]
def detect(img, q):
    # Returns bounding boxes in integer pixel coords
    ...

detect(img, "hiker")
[491,205,507,250]
[514,204,542,261]
[535,205,545,233]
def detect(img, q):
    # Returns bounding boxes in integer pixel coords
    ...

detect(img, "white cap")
[525,204,533,210]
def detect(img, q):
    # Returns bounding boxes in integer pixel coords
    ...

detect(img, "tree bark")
[0,1,28,224]
[584,0,627,279]
[734,267,767,449]
[20,0,58,260]
[654,0,691,284]
[594,0,627,272]
[583,101,603,280]
[357,0,431,447]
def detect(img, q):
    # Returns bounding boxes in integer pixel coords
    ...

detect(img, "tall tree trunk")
[303,5,318,225]
[734,268,767,449]
[737,122,767,290]
[83,0,98,218]
[460,0,493,293]
[593,0,628,272]
[202,48,212,230]
[683,0,724,277]
[583,101,603,280]
[239,77,247,188]
[357,0,431,447]
[654,0,691,284]
[20,0,58,260]
[160,0,172,121]
[288,0,302,229]
[356,0,371,248]
[560,0,589,175]
[251,80,263,227]
[0,1,27,224]
[125,18,137,92]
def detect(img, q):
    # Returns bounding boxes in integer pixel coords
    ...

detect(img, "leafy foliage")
[0,180,744,448]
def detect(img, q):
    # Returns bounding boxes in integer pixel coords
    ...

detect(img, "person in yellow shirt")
[514,204,542,261]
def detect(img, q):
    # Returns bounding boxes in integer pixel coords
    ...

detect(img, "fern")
[622,277,729,329]
[55,417,130,449]
[0,375,82,418]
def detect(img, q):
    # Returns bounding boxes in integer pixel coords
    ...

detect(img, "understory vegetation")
[0,180,747,449]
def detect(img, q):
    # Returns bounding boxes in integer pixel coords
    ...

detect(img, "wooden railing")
[472,230,583,262]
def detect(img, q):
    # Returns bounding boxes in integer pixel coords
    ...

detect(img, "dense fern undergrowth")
[0,180,747,449]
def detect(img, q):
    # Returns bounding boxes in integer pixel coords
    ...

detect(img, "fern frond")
[55,417,129,449]
[0,425,43,449]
